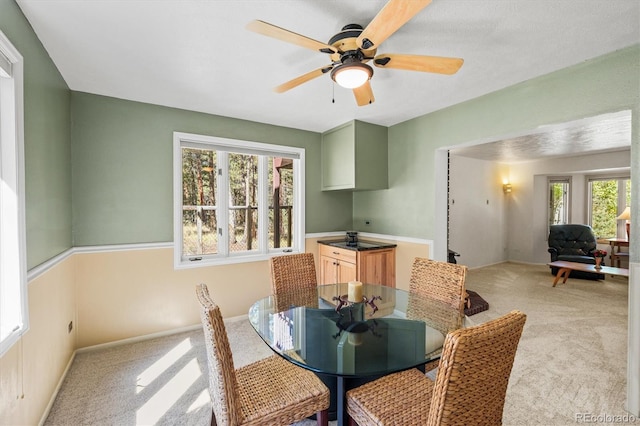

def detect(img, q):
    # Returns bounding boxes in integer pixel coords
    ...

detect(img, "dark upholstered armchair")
[548,224,604,280]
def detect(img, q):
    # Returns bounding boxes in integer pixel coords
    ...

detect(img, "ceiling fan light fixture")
[331,62,373,89]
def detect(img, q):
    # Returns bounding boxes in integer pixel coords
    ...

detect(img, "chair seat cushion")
[236,355,329,425]
[347,368,434,425]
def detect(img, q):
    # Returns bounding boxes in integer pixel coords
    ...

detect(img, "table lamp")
[617,206,631,240]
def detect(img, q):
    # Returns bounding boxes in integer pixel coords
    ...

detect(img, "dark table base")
[314,365,426,426]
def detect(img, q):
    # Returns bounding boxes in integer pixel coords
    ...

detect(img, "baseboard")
[75,314,248,354]
[506,260,547,266]
[466,260,509,270]
[224,313,249,323]
[75,324,203,354]
[38,350,76,426]
[39,315,250,424]
[467,260,546,270]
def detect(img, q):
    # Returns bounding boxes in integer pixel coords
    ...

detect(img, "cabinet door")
[321,122,355,190]
[338,260,357,283]
[353,120,388,191]
[320,255,339,285]
[321,120,388,191]
[358,249,396,287]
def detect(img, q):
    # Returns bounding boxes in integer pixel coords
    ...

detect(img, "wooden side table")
[608,238,629,268]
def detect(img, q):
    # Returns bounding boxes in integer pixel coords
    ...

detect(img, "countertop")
[318,239,397,251]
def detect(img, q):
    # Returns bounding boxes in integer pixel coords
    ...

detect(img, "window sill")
[174,250,301,270]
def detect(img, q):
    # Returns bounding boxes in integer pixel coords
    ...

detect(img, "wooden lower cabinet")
[357,248,395,287]
[320,254,357,284]
[319,244,396,287]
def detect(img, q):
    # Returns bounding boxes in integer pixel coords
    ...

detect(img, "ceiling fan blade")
[275,65,334,93]
[357,0,432,50]
[353,81,375,106]
[247,20,337,54]
[373,54,463,75]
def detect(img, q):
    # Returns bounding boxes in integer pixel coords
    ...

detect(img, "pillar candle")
[348,281,363,302]
[348,332,363,346]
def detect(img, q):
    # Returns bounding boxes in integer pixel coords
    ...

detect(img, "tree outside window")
[181,148,217,256]
[589,177,630,239]
[549,179,570,227]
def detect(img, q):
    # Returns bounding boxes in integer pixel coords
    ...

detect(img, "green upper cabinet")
[321,120,388,191]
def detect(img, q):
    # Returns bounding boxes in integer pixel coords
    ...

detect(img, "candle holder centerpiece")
[332,294,382,317]
[332,281,382,318]
[331,281,382,342]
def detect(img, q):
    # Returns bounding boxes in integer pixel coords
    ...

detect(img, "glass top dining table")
[248,283,463,426]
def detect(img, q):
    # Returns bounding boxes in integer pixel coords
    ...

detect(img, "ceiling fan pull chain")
[332,82,335,104]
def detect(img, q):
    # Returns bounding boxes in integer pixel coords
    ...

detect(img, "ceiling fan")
[246,0,463,106]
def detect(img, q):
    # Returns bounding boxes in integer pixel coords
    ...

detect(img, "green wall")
[354,44,640,240]
[1,0,353,259]
[0,0,72,269]
[3,0,638,263]
[70,93,352,245]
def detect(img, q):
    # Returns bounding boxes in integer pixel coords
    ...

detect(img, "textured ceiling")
[16,0,640,135]
[450,110,632,163]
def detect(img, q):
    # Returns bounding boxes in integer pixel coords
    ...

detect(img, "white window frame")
[548,177,571,228]
[587,173,631,239]
[173,132,305,269]
[0,31,28,357]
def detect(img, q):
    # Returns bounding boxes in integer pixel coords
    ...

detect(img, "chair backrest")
[548,224,597,255]
[409,257,467,317]
[269,253,318,294]
[428,310,527,426]
[270,253,319,310]
[195,283,241,426]
[406,291,464,335]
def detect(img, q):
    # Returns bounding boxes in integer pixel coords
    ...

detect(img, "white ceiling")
[16,0,640,136]
[450,110,633,163]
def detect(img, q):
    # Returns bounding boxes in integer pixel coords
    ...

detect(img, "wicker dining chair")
[195,283,330,426]
[408,257,468,329]
[270,252,318,293]
[406,257,469,371]
[346,310,527,426]
[270,253,319,310]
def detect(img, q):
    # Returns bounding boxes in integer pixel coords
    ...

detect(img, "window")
[0,31,28,357]
[173,132,305,268]
[588,175,631,239]
[548,178,570,227]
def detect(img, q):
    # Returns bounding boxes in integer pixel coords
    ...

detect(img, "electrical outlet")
[365,220,371,226]
[68,321,73,333]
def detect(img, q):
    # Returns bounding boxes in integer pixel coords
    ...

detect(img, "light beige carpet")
[44,262,632,426]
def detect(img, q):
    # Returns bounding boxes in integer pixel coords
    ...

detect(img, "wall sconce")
[503,183,512,194]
